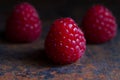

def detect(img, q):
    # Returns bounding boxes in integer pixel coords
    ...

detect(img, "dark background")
[0,0,120,80]
[0,0,120,39]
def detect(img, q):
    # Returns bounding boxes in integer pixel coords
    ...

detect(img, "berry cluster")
[5,2,117,64]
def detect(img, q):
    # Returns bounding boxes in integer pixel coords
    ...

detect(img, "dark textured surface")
[0,0,120,80]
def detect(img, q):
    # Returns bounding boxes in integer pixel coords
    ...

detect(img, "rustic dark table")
[0,0,120,80]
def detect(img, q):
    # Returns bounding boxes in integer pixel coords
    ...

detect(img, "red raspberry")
[81,5,117,43]
[6,2,42,42]
[45,18,86,64]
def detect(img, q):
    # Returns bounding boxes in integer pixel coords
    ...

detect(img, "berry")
[45,18,86,64]
[81,5,117,43]
[6,2,42,42]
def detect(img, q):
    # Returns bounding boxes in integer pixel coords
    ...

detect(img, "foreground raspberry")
[81,5,117,43]
[6,2,42,42]
[45,18,86,64]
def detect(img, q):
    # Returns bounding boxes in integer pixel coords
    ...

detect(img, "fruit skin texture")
[81,5,117,44]
[45,18,86,64]
[6,2,42,43]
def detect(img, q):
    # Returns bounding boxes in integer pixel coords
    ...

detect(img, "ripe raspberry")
[45,18,86,64]
[6,2,42,42]
[81,5,117,43]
